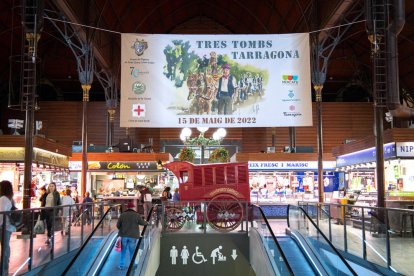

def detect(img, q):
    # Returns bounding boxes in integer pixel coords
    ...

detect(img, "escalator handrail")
[287,204,357,276]
[299,202,333,221]
[317,204,332,219]
[62,204,120,276]
[126,204,158,275]
[251,204,294,276]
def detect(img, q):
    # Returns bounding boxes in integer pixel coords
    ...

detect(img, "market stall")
[0,135,71,208]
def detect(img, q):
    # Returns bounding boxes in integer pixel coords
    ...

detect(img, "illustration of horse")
[187,72,217,115]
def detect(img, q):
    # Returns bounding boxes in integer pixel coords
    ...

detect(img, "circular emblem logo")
[132,81,146,94]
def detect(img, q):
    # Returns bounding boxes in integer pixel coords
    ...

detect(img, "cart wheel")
[165,207,185,231]
[207,194,244,232]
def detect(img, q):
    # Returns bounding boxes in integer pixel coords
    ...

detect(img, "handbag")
[54,215,63,231]
[114,236,122,252]
[34,215,45,234]
[9,203,23,227]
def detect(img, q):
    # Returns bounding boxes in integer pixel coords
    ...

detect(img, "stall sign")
[69,161,82,171]
[336,142,396,167]
[33,148,68,167]
[0,147,68,167]
[88,161,160,171]
[396,142,414,157]
[0,147,25,161]
[248,161,336,170]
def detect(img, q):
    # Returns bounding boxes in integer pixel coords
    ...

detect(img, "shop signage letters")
[396,142,414,157]
[336,142,396,167]
[69,161,160,171]
[106,162,131,169]
[249,161,336,170]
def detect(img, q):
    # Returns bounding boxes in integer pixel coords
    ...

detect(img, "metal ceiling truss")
[312,1,365,87]
[291,0,313,32]
[44,10,94,87]
[95,67,118,109]
[95,66,118,147]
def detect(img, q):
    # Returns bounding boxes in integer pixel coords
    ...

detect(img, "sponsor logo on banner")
[132,39,148,56]
[282,89,300,102]
[132,81,146,94]
[282,75,299,85]
[132,104,146,117]
[283,104,302,117]
[130,67,149,78]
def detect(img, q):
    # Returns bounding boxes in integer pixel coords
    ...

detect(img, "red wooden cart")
[164,161,250,232]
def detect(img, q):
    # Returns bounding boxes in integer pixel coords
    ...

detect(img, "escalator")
[33,203,355,276]
[62,230,118,275]
[275,236,318,275]
[286,205,357,275]
[61,205,158,276]
[251,204,357,276]
[298,202,401,276]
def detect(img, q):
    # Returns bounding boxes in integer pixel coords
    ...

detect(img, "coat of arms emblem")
[132,39,148,56]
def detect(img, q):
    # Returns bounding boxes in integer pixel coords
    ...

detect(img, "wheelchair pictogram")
[192,246,207,264]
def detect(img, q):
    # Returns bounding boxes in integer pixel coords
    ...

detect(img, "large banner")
[120,34,312,128]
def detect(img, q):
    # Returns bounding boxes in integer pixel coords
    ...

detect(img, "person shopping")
[117,201,148,270]
[141,188,152,219]
[82,192,93,225]
[40,182,61,244]
[161,187,172,201]
[61,189,76,235]
[0,180,16,275]
[172,188,180,202]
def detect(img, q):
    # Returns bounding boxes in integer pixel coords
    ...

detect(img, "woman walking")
[40,182,61,244]
[0,180,16,275]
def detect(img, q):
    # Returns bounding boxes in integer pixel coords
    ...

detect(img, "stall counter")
[100,196,142,212]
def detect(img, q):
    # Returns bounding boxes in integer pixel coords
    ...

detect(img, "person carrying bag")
[9,201,23,229]
[0,180,17,275]
[116,202,147,270]
[34,214,45,234]
[114,236,122,252]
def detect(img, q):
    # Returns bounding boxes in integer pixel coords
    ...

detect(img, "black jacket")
[40,191,61,207]
[39,191,61,219]
[117,209,148,239]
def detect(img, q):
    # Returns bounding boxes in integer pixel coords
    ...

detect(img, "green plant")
[208,147,229,163]
[178,147,195,162]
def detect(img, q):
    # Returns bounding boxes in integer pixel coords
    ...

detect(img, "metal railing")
[126,204,160,275]
[288,205,357,275]
[250,204,294,275]
[62,203,120,275]
[0,201,116,275]
[298,201,414,275]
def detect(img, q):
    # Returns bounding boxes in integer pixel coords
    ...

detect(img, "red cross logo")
[132,104,145,117]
